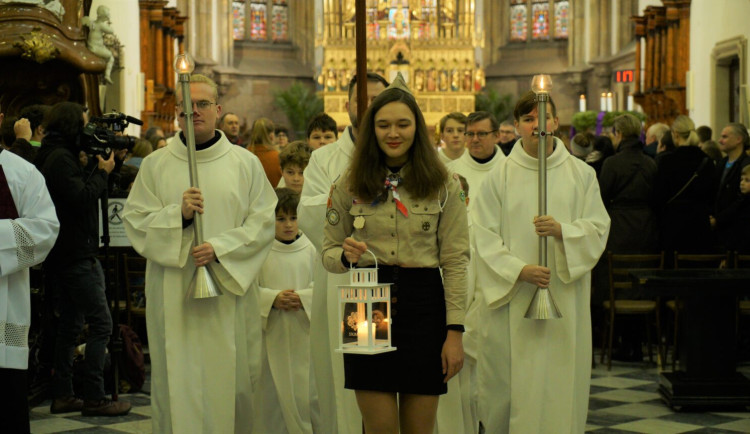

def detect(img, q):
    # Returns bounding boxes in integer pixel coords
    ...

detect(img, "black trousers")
[0,368,30,434]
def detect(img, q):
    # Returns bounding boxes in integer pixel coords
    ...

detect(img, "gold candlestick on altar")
[175,53,221,299]
[525,74,562,320]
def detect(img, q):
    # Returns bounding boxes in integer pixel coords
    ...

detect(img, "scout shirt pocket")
[348,204,377,241]
[409,201,441,250]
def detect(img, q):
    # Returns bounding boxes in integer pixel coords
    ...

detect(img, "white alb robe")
[472,139,610,433]
[298,127,362,434]
[254,234,318,434]
[0,151,59,370]
[122,133,277,434]
[443,146,506,434]
[446,145,505,209]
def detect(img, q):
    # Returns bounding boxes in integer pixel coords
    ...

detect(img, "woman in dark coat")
[599,114,660,254]
[654,115,717,264]
[594,114,659,360]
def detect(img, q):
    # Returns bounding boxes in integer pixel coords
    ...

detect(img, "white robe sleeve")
[205,168,277,297]
[122,161,194,269]
[298,150,331,251]
[471,164,527,309]
[258,284,282,331]
[294,244,316,321]
[0,165,59,277]
[554,167,610,284]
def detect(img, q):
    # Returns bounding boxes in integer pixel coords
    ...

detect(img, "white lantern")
[337,251,396,354]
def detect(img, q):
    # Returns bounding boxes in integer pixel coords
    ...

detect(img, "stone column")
[598,0,610,58]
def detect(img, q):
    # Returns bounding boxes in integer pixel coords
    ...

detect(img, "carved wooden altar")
[0,0,108,118]
[318,0,482,127]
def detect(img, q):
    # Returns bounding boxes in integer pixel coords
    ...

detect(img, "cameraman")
[34,102,131,416]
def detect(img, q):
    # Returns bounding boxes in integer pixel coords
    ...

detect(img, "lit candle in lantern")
[600,93,607,111]
[606,92,614,112]
[357,321,368,346]
[579,95,586,112]
[627,93,634,111]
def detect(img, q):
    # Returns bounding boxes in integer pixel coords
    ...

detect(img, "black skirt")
[343,266,448,395]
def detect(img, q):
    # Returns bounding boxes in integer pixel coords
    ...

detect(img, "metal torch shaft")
[178,73,205,245]
[537,92,548,276]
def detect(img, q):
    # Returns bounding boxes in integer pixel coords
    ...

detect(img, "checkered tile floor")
[586,357,750,433]
[29,355,750,433]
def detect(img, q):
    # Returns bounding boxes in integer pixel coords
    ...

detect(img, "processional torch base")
[188,265,222,299]
[524,287,562,319]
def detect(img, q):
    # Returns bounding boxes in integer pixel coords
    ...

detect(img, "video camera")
[80,111,143,156]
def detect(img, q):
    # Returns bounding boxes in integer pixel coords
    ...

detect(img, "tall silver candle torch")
[524,74,561,319]
[175,53,221,299]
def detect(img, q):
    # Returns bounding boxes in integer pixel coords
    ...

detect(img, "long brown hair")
[249,117,275,149]
[347,87,448,201]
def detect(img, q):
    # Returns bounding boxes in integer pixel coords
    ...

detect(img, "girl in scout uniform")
[321,73,470,434]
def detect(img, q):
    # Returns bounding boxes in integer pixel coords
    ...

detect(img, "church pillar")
[598,0,611,58]
[587,0,599,61]
[571,0,586,66]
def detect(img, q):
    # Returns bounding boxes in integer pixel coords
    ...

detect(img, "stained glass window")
[232,1,246,41]
[249,1,267,41]
[531,1,549,40]
[271,0,288,42]
[554,1,569,39]
[510,3,527,42]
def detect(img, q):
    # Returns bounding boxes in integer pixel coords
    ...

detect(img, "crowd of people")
[1,70,748,433]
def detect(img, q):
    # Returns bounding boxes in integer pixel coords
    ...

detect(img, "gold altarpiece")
[317,0,483,127]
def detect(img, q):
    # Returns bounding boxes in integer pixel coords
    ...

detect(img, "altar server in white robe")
[446,111,505,208]
[472,91,610,433]
[122,74,276,434]
[0,148,59,433]
[254,188,319,434]
[445,111,506,434]
[298,72,387,434]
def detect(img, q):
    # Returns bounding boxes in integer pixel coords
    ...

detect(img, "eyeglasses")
[464,130,497,139]
[176,100,216,111]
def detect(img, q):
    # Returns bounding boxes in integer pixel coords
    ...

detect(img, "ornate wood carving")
[0,0,106,116]
[138,1,186,135]
[632,1,691,126]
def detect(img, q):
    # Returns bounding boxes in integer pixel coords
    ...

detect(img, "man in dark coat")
[713,123,750,248]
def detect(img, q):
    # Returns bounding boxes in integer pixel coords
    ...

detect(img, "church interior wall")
[33,0,749,140]
[689,0,750,132]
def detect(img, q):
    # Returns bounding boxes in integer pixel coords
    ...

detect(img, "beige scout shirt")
[322,174,470,325]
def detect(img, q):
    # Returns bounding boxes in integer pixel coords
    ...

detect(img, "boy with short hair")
[279,141,312,193]
[306,113,338,150]
[254,188,319,434]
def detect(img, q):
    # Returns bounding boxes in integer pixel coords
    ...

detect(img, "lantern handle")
[349,249,378,270]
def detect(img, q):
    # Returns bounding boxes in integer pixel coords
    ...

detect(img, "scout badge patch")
[326,183,340,225]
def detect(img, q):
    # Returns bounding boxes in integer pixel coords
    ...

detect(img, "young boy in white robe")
[254,187,319,434]
[472,90,610,433]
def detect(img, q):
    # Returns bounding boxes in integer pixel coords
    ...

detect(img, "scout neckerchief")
[373,173,408,217]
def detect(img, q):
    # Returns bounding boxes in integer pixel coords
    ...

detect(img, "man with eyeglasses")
[123,74,277,433]
[497,120,518,156]
[446,111,505,206]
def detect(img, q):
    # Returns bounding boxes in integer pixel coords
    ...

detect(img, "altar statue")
[82,5,116,84]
